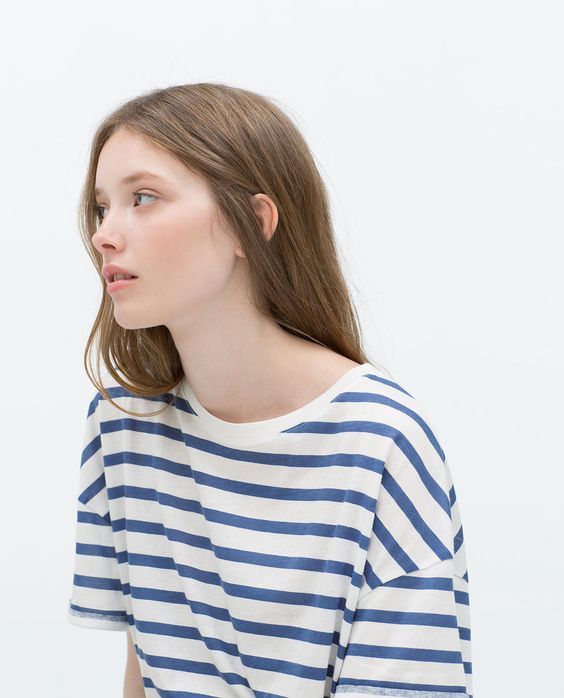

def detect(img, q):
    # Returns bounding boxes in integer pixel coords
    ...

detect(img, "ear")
[234,193,279,258]
[251,193,279,243]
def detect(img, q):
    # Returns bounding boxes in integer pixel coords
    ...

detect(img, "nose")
[91,216,124,255]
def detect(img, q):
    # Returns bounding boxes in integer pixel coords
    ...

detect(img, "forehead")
[94,171,173,196]
[95,130,178,191]
[94,128,210,197]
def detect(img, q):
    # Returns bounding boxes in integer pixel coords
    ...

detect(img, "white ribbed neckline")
[179,361,373,444]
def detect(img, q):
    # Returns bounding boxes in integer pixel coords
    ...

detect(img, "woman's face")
[92,127,244,331]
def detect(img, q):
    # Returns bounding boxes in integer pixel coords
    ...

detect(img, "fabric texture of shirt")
[67,360,473,697]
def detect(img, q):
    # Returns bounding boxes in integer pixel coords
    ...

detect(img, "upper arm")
[67,395,129,632]
[335,557,472,697]
[336,403,473,697]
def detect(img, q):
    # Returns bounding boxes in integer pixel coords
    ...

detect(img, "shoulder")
[86,371,128,417]
[356,367,465,586]
[351,362,447,458]
[87,370,181,425]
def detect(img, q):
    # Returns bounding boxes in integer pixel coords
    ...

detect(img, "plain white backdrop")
[1,1,562,695]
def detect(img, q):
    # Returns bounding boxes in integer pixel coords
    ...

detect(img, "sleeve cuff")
[67,600,129,631]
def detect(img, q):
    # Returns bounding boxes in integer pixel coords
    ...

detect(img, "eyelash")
[94,192,158,222]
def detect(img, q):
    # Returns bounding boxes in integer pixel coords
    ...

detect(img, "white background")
[1,1,562,696]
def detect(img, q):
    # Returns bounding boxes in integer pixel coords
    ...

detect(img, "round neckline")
[179,361,373,444]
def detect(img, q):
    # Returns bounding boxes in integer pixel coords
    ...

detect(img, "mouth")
[107,276,138,293]
[109,273,138,283]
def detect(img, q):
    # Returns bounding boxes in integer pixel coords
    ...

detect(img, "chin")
[113,312,161,331]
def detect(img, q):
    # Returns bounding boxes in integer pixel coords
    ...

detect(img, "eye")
[94,192,158,223]
[134,192,157,206]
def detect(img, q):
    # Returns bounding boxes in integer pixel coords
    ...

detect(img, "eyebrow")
[94,171,172,196]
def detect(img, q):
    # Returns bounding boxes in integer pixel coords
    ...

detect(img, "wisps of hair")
[78,81,385,417]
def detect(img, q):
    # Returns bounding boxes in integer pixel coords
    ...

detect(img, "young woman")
[67,82,473,698]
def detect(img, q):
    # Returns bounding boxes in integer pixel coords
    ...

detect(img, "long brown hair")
[79,81,386,417]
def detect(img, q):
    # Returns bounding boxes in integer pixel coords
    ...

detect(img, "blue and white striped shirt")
[67,361,473,697]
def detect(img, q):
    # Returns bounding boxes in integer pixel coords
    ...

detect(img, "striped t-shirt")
[67,360,473,698]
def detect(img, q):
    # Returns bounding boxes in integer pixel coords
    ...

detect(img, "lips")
[111,273,137,281]
[107,275,138,293]
[102,264,138,283]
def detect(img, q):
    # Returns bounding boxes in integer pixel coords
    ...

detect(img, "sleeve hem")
[67,604,129,632]
[335,688,468,697]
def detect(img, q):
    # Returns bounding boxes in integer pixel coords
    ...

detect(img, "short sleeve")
[67,392,129,631]
[336,409,473,697]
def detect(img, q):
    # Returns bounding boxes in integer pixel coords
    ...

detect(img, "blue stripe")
[72,573,123,592]
[382,470,453,561]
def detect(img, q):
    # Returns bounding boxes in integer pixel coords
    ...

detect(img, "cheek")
[154,210,237,302]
